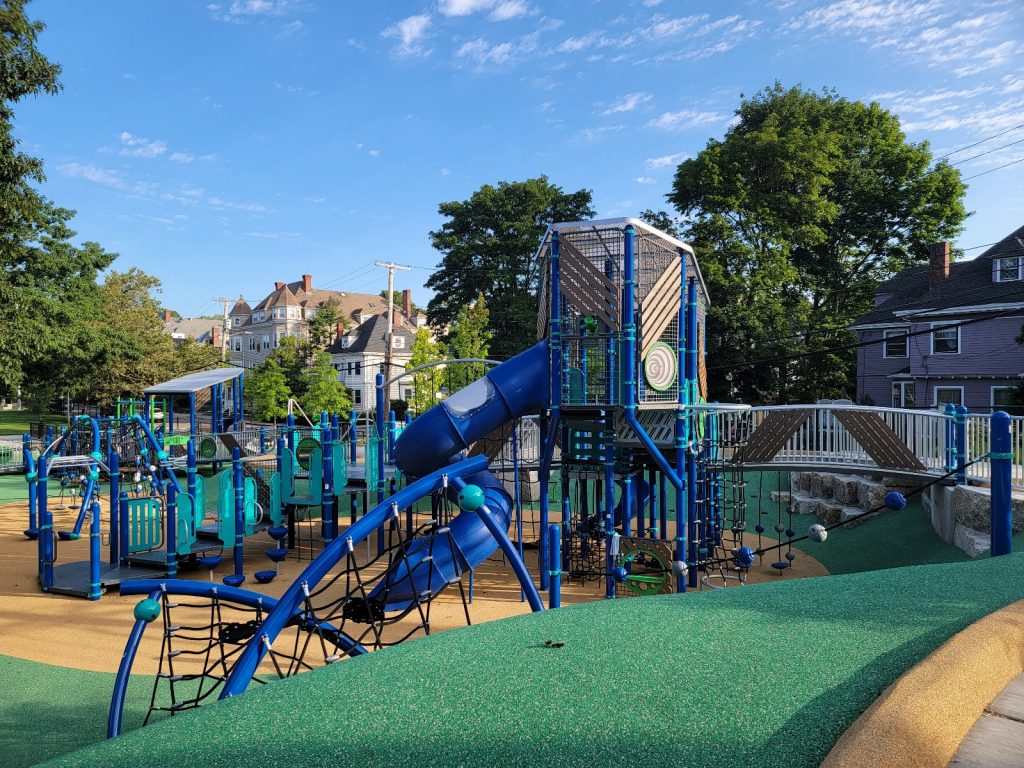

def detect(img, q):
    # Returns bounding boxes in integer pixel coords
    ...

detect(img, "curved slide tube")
[368,341,551,610]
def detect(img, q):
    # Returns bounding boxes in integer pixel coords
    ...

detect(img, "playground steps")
[49,560,166,599]
[196,520,274,539]
[128,538,224,567]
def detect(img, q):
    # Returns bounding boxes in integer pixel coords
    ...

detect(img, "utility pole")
[373,261,412,399]
[213,296,233,362]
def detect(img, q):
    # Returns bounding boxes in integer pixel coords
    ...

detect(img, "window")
[233,317,241,327]
[392,336,405,349]
[233,339,241,351]
[307,309,316,319]
[931,323,960,354]
[995,257,1022,282]
[934,386,964,407]
[993,386,1016,409]
[883,330,908,358]
[892,381,915,408]
[341,336,350,349]
[276,308,286,319]
[404,388,414,402]
[287,308,297,319]
[262,335,270,347]
[352,388,362,405]
[248,336,256,351]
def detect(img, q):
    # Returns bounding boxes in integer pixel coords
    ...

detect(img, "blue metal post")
[238,371,245,428]
[286,413,295,452]
[548,523,561,609]
[539,229,562,590]
[375,372,386,556]
[991,410,1013,557]
[944,402,956,473]
[388,409,397,465]
[685,277,698,588]
[323,426,335,543]
[603,412,615,599]
[227,445,244,584]
[512,420,524,602]
[109,451,120,564]
[24,434,37,537]
[955,405,968,486]
[675,248,688,592]
[39,454,52,590]
[118,491,129,567]
[188,392,196,442]
[349,410,357,463]
[168,397,175,436]
[89,499,102,600]
[259,426,267,453]
[166,480,177,578]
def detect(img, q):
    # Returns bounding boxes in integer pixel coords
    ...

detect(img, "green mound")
[43,553,1024,768]
[0,656,151,768]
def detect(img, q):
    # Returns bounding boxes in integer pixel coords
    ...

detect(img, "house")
[226,274,423,368]
[851,225,1024,412]
[328,312,420,412]
[161,310,223,349]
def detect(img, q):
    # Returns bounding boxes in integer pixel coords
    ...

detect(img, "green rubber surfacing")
[41,553,1024,768]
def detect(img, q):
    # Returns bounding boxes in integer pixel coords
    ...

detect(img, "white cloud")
[785,0,945,34]
[368,149,381,158]
[438,0,493,16]
[119,131,167,158]
[645,152,687,170]
[490,1,530,21]
[209,0,297,23]
[169,152,195,164]
[457,38,515,65]
[1003,75,1024,94]
[207,196,272,213]
[278,19,304,35]
[58,162,125,188]
[635,176,657,184]
[648,109,725,131]
[382,14,432,56]
[602,91,652,115]
[643,0,664,6]
[441,168,451,176]
[574,124,625,142]
[650,14,706,38]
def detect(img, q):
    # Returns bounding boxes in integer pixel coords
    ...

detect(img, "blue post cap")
[77,415,89,422]
[156,450,168,461]
[735,546,756,568]
[457,484,486,512]
[134,597,161,623]
[88,470,99,481]
[884,491,907,511]
[89,450,103,462]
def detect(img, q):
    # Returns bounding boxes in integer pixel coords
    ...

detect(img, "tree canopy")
[668,83,967,403]
[426,176,594,359]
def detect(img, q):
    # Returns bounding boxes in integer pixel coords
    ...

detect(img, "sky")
[15,0,1024,318]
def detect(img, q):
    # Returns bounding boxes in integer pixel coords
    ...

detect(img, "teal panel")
[567,367,585,403]
[244,476,258,535]
[127,498,162,553]
[218,482,233,548]
[332,450,347,496]
[269,472,282,526]
[307,447,323,504]
[281,447,295,501]
[176,494,194,556]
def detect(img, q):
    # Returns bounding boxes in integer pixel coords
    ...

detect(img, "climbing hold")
[671,560,688,579]
[884,491,907,511]
[785,529,795,538]
[734,546,756,569]
[457,484,486,512]
[785,551,796,561]
[808,524,828,543]
[755,524,765,534]
[134,598,161,623]
[612,566,628,583]
[774,523,785,533]
[254,570,277,584]
[156,450,168,461]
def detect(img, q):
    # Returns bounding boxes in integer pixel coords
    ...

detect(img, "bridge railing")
[701,403,956,476]
[965,414,1024,488]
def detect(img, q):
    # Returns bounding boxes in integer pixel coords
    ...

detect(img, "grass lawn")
[0,410,65,438]
[36,553,1024,768]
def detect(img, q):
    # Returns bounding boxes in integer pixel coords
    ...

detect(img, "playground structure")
[22,218,1003,736]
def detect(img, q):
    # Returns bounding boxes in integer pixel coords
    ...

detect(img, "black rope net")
[141,488,474,725]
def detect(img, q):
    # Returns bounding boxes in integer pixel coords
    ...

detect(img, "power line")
[963,156,1024,181]
[933,122,1024,162]
[949,136,1024,167]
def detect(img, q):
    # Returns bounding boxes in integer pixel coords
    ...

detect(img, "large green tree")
[447,292,492,393]
[307,299,346,350]
[300,350,350,417]
[668,83,967,403]
[406,326,443,417]
[0,1,116,399]
[426,176,594,359]
[246,358,290,422]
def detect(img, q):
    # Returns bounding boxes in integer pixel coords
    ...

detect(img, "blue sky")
[17,0,1024,317]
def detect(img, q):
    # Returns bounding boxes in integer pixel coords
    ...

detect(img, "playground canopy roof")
[144,367,244,395]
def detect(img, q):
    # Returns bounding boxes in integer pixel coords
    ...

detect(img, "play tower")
[534,218,711,594]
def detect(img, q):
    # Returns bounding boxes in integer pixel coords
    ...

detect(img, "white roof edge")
[144,367,246,395]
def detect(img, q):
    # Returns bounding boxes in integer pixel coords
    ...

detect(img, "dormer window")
[392,336,405,349]
[341,336,350,349]
[233,317,241,327]
[995,257,1022,282]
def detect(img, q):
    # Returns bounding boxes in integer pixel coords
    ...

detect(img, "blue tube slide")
[368,341,550,610]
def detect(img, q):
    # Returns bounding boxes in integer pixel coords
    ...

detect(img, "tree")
[380,290,420,313]
[639,209,683,239]
[263,336,310,400]
[407,326,443,416]
[0,2,117,397]
[427,176,595,359]
[174,337,221,376]
[447,292,492,392]
[246,358,290,422]
[668,83,967,403]
[300,350,350,417]
[307,299,346,350]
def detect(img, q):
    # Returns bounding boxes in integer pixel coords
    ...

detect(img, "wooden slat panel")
[559,239,619,330]
[640,256,682,359]
[735,410,812,463]
[833,411,926,471]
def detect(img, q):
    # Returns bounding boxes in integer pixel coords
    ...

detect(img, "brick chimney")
[335,322,346,341]
[274,281,285,291]
[163,309,172,323]
[392,309,403,328]
[212,326,222,348]
[929,242,950,284]
[302,274,313,292]
[402,289,412,317]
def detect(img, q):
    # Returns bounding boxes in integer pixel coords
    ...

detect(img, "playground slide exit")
[374,340,551,609]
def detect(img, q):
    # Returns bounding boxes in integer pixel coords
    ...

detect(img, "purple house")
[851,224,1024,413]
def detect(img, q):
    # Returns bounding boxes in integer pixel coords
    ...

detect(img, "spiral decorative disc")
[644,342,677,391]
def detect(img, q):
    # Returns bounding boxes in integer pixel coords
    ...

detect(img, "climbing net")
[137,487,474,726]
